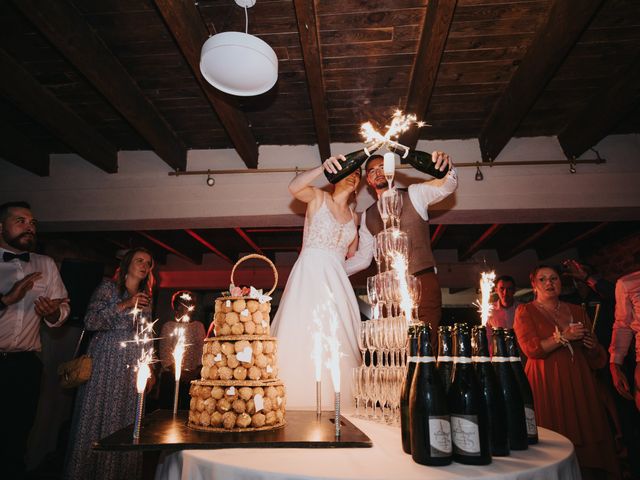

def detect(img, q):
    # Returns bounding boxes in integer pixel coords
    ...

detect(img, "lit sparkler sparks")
[391,252,414,325]
[474,271,496,326]
[360,110,428,157]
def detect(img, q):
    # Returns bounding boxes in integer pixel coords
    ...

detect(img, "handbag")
[58,329,93,389]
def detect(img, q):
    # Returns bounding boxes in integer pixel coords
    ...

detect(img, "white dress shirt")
[0,247,70,352]
[609,270,640,364]
[344,169,458,275]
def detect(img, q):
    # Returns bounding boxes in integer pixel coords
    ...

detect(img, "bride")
[271,156,362,410]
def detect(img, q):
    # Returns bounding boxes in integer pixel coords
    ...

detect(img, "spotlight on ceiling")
[206,171,215,187]
[199,0,278,96]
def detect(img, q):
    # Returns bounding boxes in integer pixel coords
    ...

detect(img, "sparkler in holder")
[323,297,343,438]
[124,299,158,440]
[475,271,496,326]
[311,313,324,417]
[170,290,196,416]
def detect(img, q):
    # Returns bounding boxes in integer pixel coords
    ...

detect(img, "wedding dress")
[271,194,362,410]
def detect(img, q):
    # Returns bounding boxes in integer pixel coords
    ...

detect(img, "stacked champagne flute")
[352,155,422,424]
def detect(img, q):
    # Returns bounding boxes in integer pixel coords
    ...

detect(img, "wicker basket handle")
[230,254,278,296]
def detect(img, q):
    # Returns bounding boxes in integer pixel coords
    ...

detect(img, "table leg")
[142,450,161,480]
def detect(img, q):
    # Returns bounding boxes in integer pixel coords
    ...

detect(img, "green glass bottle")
[389,146,450,179]
[324,143,381,184]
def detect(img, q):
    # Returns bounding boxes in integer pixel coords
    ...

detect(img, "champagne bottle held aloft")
[492,328,528,450]
[324,142,381,184]
[401,325,419,454]
[505,329,539,444]
[388,146,450,179]
[448,323,492,465]
[472,325,510,456]
[436,325,454,395]
[409,325,452,466]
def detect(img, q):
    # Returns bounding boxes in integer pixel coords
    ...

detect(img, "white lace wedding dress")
[271,195,362,410]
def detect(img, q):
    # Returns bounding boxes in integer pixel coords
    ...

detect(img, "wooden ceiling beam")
[558,53,640,159]
[184,229,232,264]
[498,223,555,261]
[154,0,258,169]
[234,227,266,257]
[398,0,457,151]
[293,0,331,160]
[430,224,448,249]
[538,222,609,260]
[0,48,117,173]
[478,0,605,162]
[135,231,202,265]
[0,117,49,176]
[12,0,186,171]
[459,224,503,261]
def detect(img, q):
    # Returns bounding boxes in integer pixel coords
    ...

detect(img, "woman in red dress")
[514,265,620,480]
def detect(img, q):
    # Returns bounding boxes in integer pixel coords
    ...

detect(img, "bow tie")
[3,251,30,262]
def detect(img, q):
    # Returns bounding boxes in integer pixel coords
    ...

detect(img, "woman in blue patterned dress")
[65,248,154,480]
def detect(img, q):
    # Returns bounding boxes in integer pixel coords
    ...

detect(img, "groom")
[345,151,457,336]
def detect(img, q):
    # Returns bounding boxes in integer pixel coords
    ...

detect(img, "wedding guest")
[514,265,620,480]
[345,152,456,340]
[65,248,154,480]
[609,269,640,411]
[0,201,69,479]
[486,275,518,353]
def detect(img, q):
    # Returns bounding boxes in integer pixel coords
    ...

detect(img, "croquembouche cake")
[188,254,286,431]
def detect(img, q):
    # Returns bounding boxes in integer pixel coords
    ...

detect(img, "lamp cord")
[244,6,248,33]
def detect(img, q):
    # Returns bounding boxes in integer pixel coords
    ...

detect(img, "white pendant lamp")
[200,0,278,96]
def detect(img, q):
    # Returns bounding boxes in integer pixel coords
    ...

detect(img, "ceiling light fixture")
[200,0,278,96]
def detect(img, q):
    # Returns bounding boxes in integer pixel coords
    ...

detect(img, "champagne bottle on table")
[472,325,510,456]
[324,142,382,184]
[448,323,492,465]
[436,325,454,395]
[387,145,450,179]
[492,328,528,450]
[401,325,419,454]
[409,325,452,466]
[505,329,538,444]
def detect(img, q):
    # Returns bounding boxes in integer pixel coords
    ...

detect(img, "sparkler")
[126,299,157,440]
[474,271,496,326]
[360,110,428,157]
[391,251,414,325]
[322,295,342,438]
[311,316,323,417]
[170,290,195,416]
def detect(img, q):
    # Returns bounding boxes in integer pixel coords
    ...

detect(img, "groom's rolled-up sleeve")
[344,211,374,276]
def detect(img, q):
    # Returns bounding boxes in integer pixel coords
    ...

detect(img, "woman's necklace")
[535,300,563,326]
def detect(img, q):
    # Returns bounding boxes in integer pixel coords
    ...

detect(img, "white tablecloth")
[155,414,581,480]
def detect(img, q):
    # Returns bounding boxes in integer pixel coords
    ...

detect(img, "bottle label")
[491,357,510,363]
[407,356,436,363]
[428,416,452,456]
[472,356,491,363]
[451,414,481,456]
[524,406,537,436]
[508,356,522,362]
[453,357,472,364]
[437,356,453,362]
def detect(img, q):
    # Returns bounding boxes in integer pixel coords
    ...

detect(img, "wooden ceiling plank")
[499,223,555,261]
[538,222,609,260]
[153,0,259,169]
[0,117,49,176]
[135,231,202,265]
[399,0,457,150]
[184,229,233,264]
[293,0,331,160]
[12,0,186,171]
[478,0,606,162]
[0,48,117,173]
[234,227,267,257]
[430,223,448,249]
[459,223,503,261]
[558,52,640,159]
